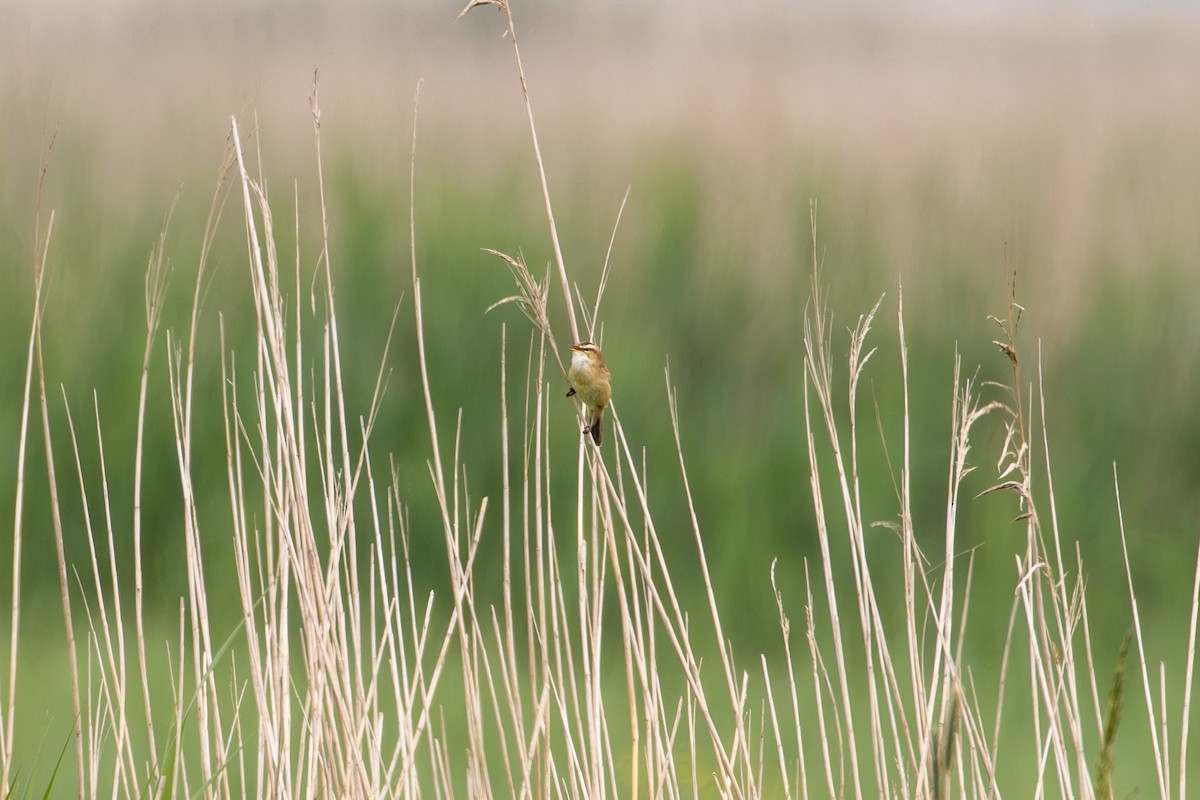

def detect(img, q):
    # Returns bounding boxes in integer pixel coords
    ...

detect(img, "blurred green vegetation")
[2,6,1200,793]
[2,133,1196,788]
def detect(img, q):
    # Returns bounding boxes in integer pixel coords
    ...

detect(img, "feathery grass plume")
[1096,629,1132,799]
[485,249,555,351]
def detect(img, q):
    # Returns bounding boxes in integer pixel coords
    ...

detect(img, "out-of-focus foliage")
[1,5,1199,791]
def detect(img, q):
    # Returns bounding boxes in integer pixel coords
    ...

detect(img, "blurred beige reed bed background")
[2,0,1200,796]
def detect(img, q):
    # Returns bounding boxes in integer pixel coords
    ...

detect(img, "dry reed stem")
[32,203,89,798]
[1115,468,1168,797]
[61,392,136,796]
[1181,537,1200,799]
[802,255,865,800]
[1,137,58,794]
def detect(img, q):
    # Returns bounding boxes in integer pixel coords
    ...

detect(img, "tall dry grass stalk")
[0,4,1198,798]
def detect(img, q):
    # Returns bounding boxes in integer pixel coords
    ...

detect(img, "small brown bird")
[565,341,611,446]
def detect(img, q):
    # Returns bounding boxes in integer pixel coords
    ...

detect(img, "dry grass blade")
[474,0,579,343]
[35,210,88,792]
[455,0,506,24]
[575,186,628,341]
[1181,537,1200,800]
[1115,466,1168,798]
[3,135,59,793]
